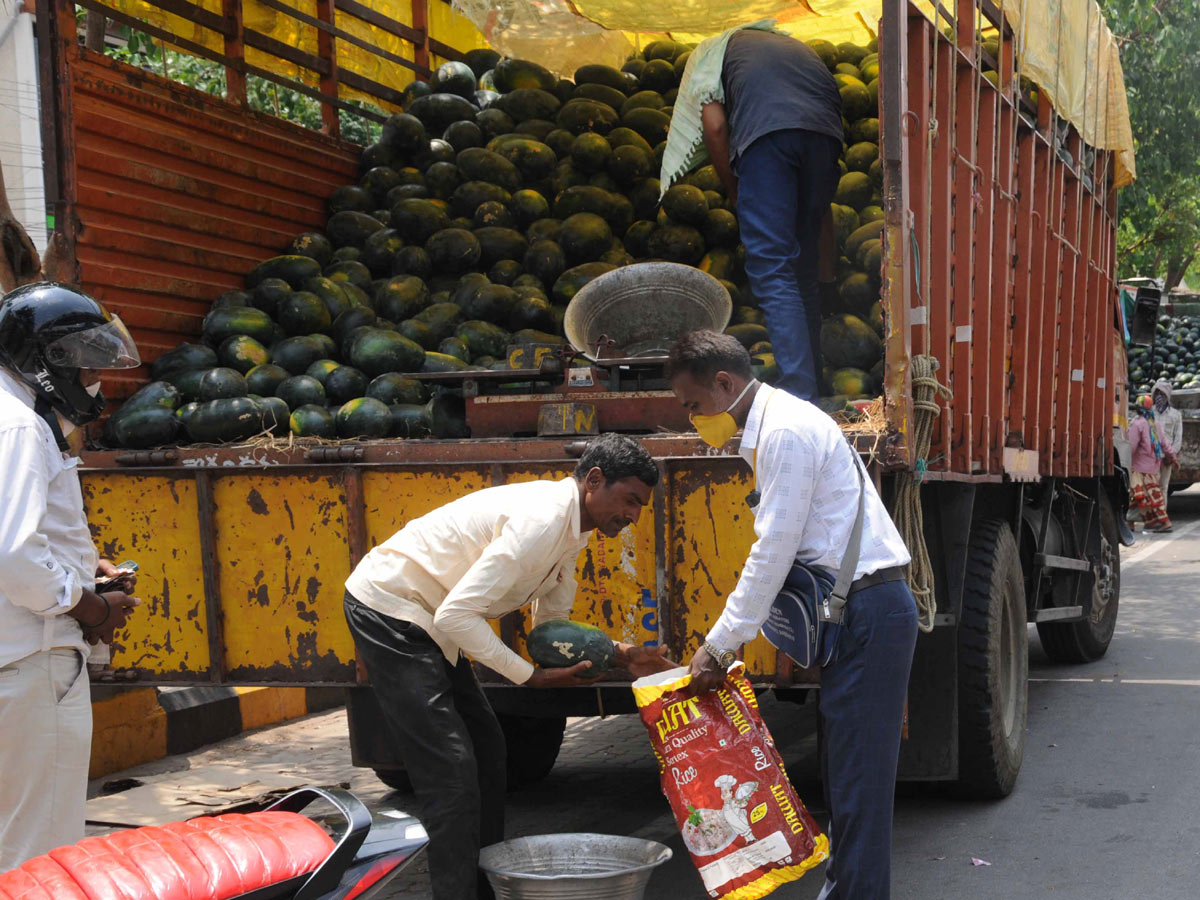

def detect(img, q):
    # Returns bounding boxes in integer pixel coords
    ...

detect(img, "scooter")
[0,787,427,900]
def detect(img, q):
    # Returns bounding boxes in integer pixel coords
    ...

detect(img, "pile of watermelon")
[1127,314,1200,398]
[105,38,886,449]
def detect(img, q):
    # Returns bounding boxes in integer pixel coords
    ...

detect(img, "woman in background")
[1129,394,1177,533]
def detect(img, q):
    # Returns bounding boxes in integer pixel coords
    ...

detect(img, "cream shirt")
[345,477,592,684]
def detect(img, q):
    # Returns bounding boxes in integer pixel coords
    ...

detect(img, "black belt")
[850,566,907,594]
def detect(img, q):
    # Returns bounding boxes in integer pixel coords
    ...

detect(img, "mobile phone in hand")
[95,560,138,593]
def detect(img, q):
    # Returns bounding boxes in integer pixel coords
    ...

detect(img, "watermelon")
[366,373,426,405]
[202,307,276,348]
[335,397,392,438]
[150,344,218,380]
[197,367,248,401]
[217,335,271,374]
[289,404,336,438]
[185,397,264,444]
[275,375,326,410]
[245,364,291,397]
[526,619,615,672]
[105,404,180,449]
[350,329,426,376]
[822,314,884,370]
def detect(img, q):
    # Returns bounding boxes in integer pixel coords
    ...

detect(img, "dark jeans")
[736,128,842,402]
[344,593,505,900]
[816,579,919,900]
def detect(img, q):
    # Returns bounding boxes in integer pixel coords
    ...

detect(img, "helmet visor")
[44,315,141,369]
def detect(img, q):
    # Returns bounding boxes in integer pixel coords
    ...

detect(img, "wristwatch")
[702,641,738,669]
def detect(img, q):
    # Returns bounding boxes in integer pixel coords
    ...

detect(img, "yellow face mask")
[690,379,757,448]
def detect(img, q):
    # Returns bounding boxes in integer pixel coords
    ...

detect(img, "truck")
[30,0,1133,799]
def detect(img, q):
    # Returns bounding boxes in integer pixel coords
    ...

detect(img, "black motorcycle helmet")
[0,282,140,425]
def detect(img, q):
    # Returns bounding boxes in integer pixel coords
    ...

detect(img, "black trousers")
[344,593,506,900]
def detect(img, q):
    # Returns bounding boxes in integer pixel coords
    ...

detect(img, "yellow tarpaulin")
[999,0,1134,185]
[96,0,1133,185]
[451,0,1135,185]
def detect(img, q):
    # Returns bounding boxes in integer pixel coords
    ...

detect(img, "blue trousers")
[736,129,842,402]
[816,579,919,900]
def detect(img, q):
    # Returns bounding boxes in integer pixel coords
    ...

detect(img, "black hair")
[573,433,659,487]
[664,329,754,382]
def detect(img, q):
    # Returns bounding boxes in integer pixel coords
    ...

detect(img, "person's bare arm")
[701,102,737,206]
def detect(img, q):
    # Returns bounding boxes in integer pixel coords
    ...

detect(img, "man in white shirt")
[344,433,671,900]
[0,283,143,870]
[667,330,917,900]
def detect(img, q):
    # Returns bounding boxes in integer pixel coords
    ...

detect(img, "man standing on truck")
[666,330,916,900]
[661,22,843,402]
[343,433,672,900]
[0,283,143,870]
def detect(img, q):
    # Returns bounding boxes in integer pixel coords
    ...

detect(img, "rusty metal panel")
[971,85,998,474]
[896,3,1118,480]
[61,48,359,402]
[212,472,356,682]
[575,517,660,650]
[81,472,211,679]
[79,443,890,687]
[991,88,1017,475]
[1009,132,1037,452]
[949,62,979,475]
[928,36,957,473]
[1030,137,1056,468]
[878,0,915,468]
[360,467,492,550]
[498,468,661,656]
[663,458,777,680]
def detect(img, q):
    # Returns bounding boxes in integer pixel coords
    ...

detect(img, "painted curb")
[89,686,344,779]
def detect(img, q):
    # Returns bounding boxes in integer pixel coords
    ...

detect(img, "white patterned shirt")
[0,370,97,668]
[706,386,912,652]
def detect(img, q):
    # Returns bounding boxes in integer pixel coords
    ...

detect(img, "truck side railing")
[881,0,1119,481]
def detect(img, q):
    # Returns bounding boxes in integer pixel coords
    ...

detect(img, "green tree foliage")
[84,15,382,147]
[1101,0,1200,287]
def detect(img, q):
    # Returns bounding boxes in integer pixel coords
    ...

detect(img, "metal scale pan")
[564,262,733,361]
[442,263,734,437]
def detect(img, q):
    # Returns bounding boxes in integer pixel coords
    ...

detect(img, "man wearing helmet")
[0,283,144,869]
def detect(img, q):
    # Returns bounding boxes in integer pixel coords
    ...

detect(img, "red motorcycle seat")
[0,811,335,900]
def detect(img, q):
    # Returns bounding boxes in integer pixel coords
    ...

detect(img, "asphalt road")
[869,487,1200,900]
[482,486,1200,900]
[89,489,1200,899]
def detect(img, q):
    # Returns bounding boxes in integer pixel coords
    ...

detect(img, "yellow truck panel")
[211,473,356,682]
[81,473,211,677]
[79,441,775,687]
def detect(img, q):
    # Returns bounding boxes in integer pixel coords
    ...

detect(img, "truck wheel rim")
[1090,531,1117,625]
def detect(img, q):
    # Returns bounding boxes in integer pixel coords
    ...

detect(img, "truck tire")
[499,713,566,788]
[373,768,413,792]
[955,517,1027,799]
[1037,492,1120,663]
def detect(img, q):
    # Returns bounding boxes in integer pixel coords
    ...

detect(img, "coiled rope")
[894,355,953,633]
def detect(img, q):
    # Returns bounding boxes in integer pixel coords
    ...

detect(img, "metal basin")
[563,262,731,358]
[479,833,672,900]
